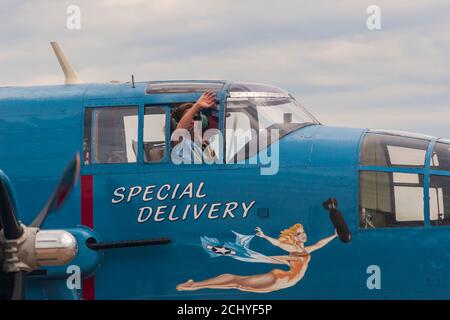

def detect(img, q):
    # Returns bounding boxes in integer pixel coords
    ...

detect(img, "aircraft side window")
[143,107,166,163]
[225,97,318,163]
[169,102,221,164]
[360,134,429,168]
[84,106,138,164]
[225,111,254,163]
[359,171,424,228]
[431,142,450,171]
[430,175,450,226]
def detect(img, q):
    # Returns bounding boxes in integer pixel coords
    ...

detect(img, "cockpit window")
[225,96,318,162]
[228,82,288,94]
[360,133,429,168]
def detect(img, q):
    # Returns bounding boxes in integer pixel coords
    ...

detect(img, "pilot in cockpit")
[170,91,218,163]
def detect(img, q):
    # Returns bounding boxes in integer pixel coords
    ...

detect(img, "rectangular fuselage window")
[430,175,450,226]
[84,106,138,164]
[143,107,166,163]
[169,102,221,164]
[359,171,424,228]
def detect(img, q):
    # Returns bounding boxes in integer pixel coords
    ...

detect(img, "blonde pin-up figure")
[177,224,337,293]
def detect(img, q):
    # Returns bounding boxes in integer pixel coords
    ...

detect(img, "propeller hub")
[0,224,37,272]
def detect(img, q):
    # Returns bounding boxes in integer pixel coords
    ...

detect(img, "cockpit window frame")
[358,131,450,230]
[224,95,319,163]
[142,105,171,164]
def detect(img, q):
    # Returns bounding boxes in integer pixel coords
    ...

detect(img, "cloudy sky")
[0,0,449,137]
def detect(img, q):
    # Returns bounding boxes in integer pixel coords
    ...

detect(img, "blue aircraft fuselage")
[0,81,449,300]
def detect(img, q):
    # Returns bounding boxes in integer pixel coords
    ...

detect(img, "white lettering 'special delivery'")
[111,182,256,223]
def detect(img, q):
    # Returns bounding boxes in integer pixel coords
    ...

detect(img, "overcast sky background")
[0,0,449,137]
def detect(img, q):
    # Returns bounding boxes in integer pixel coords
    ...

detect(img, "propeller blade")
[31,154,80,228]
[11,271,27,300]
[0,170,23,239]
